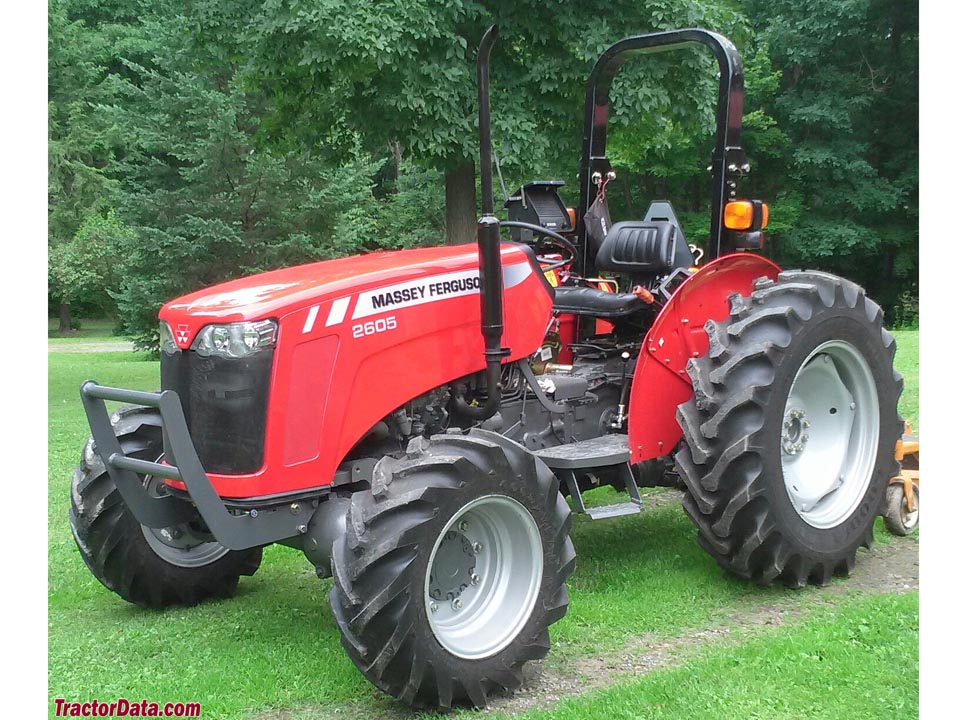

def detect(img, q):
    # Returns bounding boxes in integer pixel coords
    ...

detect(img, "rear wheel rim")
[780,340,880,529]
[424,494,543,660]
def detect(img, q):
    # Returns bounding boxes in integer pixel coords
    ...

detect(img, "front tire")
[329,430,575,709]
[70,406,262,608]
[676,270,902,587]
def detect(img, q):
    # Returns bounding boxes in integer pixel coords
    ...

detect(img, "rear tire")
[329,430,574,709]
[70,406,262,608]
[676,270,902,587]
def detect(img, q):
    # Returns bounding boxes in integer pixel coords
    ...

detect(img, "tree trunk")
[444,160,477,245]
[58,302,73,333]
[388,140,403,187]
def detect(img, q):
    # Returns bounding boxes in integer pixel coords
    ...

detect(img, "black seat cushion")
[595,221,678,275]
[552,286,641,317]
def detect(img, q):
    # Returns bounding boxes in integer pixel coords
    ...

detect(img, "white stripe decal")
[325,297,351,327]
[302,305,319,334]
[351,262,533,320]
[503,261,533,288]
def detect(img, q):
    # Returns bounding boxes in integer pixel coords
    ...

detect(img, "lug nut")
[458,519,469,532]
[430,602,439,613]
[473,542,483,553]
[471,573,481,586]
[452,598,463,611]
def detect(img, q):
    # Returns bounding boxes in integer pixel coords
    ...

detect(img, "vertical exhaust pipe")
[454,25,508,421]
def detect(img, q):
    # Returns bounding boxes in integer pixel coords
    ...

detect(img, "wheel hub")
[424,495,543,660]
[781,408,811,455]
[139,463,230,567]
[428,529,477,603]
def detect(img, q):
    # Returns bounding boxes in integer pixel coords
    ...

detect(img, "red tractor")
[71,27,901,709]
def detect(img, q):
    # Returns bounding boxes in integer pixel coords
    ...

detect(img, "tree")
[48,0,174,330]
[741,0,919,313]
[48,3,118,330]
[230,0,743,244]
[48,211,132,329]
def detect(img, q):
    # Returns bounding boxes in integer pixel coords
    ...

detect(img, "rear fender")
[627,254,781,463]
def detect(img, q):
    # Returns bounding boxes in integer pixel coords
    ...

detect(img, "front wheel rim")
[424,494,543,660]
[140,523,231,567]
[139,465,230,568]
[780,340,881,529]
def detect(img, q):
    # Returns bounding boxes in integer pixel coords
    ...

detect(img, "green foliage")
[48,0,918,338]
[742,0,918,312]
[241,0,743,180]
[49,211,133,316]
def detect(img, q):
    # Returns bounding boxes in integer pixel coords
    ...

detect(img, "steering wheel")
[499,221,579,272]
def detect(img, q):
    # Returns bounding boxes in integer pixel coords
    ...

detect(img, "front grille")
[160,349,274,474]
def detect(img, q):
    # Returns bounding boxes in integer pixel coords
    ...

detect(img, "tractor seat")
[595,220,691,275]
[552,286,641,318]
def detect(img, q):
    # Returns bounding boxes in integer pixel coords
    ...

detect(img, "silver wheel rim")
[424,494,543,660]
[141,523,231,568]
[781,340,880,529]
[139,464,230,568]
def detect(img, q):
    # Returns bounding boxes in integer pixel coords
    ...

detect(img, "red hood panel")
[161,245,535,320]
[158,244,539,347]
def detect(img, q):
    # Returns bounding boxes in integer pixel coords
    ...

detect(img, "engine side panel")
[628,254,781,463]
[163,244,553,498]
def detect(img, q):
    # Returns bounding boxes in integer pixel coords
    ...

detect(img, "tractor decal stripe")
[302,305,319,334]
[325,297,351,327]
[503,261,533,288]
[351,262,533,320]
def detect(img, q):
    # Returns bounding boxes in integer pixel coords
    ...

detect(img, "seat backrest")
[595,221,678,275]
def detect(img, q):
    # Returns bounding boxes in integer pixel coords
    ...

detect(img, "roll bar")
[575,29,748,269]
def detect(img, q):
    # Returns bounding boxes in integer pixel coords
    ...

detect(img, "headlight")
[159,321,179,355]
[192,320,278,358]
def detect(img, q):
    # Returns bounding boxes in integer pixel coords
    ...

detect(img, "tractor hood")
[158,243,543,348]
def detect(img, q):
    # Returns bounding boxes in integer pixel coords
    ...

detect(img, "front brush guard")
[81,382,304,550]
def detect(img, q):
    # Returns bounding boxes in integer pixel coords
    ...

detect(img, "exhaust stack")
[454,25,508,421]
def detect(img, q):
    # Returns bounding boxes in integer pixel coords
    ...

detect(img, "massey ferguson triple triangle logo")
[175,324,191,348]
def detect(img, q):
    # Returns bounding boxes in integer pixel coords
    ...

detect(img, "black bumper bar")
[80,381,306,550]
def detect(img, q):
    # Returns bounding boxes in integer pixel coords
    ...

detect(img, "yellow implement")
[883,423,919,536]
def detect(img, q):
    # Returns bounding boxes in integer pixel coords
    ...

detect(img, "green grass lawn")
[891,330,919,430]
[47,331,919,719]
[478,592,918,720]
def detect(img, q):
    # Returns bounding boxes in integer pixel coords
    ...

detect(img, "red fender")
[627,254,782,463]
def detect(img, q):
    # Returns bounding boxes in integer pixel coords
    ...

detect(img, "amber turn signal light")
[723,200,769,231]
